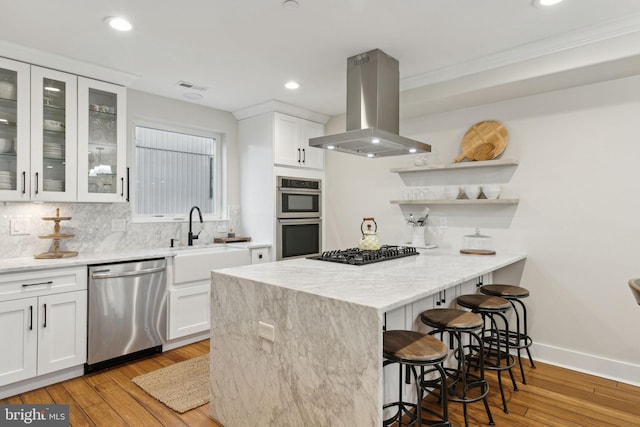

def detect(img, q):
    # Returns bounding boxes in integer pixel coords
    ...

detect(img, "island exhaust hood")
[309,49,430,158]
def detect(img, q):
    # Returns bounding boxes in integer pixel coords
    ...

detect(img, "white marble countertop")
[0,242,270,274]
[213,250,526,313]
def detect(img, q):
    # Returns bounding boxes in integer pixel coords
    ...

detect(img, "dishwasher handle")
[91,266,166,280]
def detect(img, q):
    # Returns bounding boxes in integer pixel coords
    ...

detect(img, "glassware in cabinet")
[0,57,30,200]
[77,77,127,202]
[30,66,77,201]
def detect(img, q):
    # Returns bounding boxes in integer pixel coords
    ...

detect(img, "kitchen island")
[209,250,526,427]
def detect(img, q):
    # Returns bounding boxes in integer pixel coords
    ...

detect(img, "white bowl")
[43,120,65,132]
[443,186,460,200]
[482,185,501,199]
[0,138,13,153]
[463,185,481,199]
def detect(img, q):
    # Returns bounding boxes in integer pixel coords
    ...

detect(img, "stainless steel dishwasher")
[86,258,167,373]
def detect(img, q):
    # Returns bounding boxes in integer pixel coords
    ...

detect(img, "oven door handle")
[277,187,321,195]
[278,218,321,224]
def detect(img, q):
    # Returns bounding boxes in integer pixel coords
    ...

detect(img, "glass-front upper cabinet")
[30,66,77,202]
[0,58,30,201]
[77,77,127,202]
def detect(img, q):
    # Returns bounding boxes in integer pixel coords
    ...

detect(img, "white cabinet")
[77,77,127,202]
[274,112,324,169]
[30,66,78,202]
[0,57,127,203]
[0,267,87,387]
[168,248,251,340]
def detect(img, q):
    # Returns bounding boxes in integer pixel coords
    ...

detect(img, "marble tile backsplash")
[0,202,230,259]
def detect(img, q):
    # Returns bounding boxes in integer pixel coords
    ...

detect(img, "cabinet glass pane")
[42,77,66,192]
[0,68,18,191]
[87,88,117,194]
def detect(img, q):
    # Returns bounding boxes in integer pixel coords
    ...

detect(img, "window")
[134,125,221,219]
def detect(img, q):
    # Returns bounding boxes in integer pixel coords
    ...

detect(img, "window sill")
[131,216,229,224]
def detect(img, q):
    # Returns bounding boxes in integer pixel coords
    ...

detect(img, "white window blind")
[135,126,216,216]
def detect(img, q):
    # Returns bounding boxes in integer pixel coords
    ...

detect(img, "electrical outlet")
[10,219,29,236]
[111,219,127,232]
[257,321,275,342]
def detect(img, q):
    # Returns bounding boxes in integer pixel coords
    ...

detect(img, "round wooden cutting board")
[454,120,508,163]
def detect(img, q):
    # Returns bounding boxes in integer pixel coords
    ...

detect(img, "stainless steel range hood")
[309,49,430,158]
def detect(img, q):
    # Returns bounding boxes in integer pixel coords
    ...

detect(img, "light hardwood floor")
[2,340,639,426]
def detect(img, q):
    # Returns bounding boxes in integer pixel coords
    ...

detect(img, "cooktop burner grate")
[308,245,419,265]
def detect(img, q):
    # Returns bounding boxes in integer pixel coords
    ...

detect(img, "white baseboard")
[532,342,640,387]
[0,366,85,400]
[163,331,210,351]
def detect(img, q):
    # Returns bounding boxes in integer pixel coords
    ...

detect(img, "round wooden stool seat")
[480,284,529,299]
[383,330,448,364]
[419,308,495,426]
[457,294,511,312]
[481,284,536,385]
[420,308,483,331]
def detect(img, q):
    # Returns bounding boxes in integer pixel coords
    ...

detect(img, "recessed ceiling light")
[282,0,300,10]
[183,92,203,100]
[105,16,133,32]
[371,138,380,144]
[284,81,300,90]
[367,153,375,158]
[327,145,335,150]
[532,0,563,6]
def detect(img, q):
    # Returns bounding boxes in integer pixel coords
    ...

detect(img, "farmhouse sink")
[172,245,250,283]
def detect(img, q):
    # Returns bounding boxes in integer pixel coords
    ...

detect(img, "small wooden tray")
[460,249,496,255]
[35,250,79,259]
[213,236,252,243]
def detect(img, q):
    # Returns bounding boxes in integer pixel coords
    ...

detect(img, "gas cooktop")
[308,245,419,266]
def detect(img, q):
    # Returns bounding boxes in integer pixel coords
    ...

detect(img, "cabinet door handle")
[441,289,446,304]
[302,148,306,163]
[34,172,39,195]
[29,305,33,331]
[22,171,26,194]
[297,148,301,163]
[121,177,124,197]
[21,281,53,288]
[43,303,47,328]
[126,167,130,202]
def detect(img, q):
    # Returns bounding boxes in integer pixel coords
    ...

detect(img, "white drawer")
[0,267,87,302]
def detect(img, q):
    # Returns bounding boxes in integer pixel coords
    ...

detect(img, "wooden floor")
[2,341,640,426]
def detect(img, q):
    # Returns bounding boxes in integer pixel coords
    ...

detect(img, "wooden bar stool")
[480,284,536,384]
[420,308,494,427]
[383,330,451,426]
[456,294,519,414]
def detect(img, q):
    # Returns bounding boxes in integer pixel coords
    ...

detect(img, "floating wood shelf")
[390,198,519,205]
[390,158,518,174]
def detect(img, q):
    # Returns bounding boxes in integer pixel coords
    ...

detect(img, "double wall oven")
[276,176,322,260]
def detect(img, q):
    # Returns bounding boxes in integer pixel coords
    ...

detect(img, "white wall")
[324,74,640,385]
[0,90,240,258]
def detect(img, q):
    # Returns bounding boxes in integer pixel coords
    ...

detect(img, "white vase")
[412,226,426,247]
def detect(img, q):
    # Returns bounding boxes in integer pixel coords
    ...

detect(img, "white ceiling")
[2,0,640,118]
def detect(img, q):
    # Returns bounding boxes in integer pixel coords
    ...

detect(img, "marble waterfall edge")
[210,272,381,427]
